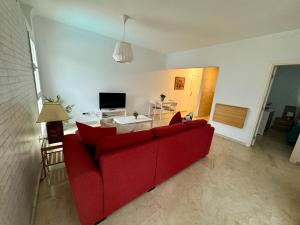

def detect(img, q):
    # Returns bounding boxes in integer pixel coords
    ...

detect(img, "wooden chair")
[149,101,163,120]
[149,100,178,120]
[163,102,178,115]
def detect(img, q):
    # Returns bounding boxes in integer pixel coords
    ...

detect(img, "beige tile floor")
[34,117,300,225]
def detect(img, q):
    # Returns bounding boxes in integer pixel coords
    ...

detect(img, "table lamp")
[37,102,69,144]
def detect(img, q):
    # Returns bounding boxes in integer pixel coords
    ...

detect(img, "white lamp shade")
[37,102,69,123]
[113,41,133,63]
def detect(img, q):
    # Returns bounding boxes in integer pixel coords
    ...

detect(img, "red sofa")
[63,120,214,225]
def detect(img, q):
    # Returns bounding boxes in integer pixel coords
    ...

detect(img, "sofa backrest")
[96,129,154,159]
[152,123,187,138]
[94,119,208,159]
[184,119,207,128]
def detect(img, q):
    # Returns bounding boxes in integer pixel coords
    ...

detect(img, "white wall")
[0,1,40,225]
[167,29,300,146]
[33,17,207,122]
[167,68,203,111]
[34,15,300,145]
[267,65,300,121]
[33,16,171,122]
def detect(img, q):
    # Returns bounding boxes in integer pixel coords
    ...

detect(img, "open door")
[251,66,278,146]
[198,67,219,118]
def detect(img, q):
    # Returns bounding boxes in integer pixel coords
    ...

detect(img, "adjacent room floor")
[34,117,300,225]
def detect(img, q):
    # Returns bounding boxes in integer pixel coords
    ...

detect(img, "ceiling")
[23,0,300,53]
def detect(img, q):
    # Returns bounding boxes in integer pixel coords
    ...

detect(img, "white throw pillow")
[183,112,193,121]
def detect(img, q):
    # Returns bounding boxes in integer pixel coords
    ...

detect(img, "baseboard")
[30,166,42,225]
[214,132,250,147]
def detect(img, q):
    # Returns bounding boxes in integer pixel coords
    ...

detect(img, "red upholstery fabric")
[99,141,156,216]
[63,134,104,225]
[184,119,207,128]
[169,111,182,125]
[152,123,187,138]
[96,130,153,158]
[76,121,116,148]
[155,125,214,185]
[63,123,214,224]
[75,130,80,137]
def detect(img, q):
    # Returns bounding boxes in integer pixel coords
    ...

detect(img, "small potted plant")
[160,93,166,102]
[133,111,139,120]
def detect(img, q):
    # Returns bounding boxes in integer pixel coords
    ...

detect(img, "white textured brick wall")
[0,0,40,225]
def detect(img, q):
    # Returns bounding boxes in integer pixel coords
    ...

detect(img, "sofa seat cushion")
[96,130,154,158]
[76,122,117,148]
[152,123,187,138]
[184,119,207,128]
[169,112,182,125]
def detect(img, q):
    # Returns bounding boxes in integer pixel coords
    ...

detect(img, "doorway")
[184,67,219,121]
[253,64,300,161]
[165,67,219,121]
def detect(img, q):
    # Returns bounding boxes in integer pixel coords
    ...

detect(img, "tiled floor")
[34,118,300,225]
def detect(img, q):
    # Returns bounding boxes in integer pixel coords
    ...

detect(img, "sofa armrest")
[63,134,104,225]
[99,141,157,216]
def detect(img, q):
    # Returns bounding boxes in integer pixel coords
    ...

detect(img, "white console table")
[101,108,127,118]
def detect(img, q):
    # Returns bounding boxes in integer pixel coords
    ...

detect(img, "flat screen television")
[99,92,126,109]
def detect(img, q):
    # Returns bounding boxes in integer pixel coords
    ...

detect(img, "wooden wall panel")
[213,103,248,128]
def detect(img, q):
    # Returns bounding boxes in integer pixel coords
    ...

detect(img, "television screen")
[99,92,126,109]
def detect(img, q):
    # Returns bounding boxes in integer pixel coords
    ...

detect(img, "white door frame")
[194,72,205,116]
[188,73,203,115]
[251,61,300,146]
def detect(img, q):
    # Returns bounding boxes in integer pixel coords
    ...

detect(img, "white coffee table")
[113,115,153,128]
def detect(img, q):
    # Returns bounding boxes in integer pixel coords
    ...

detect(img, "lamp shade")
[37,102,69,123]
[113,41,133,63]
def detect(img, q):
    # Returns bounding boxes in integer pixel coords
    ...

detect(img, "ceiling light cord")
[121,14,129,41]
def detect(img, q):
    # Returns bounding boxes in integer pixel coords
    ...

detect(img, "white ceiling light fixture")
[113,14,133,63]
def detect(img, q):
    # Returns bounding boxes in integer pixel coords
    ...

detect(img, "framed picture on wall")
[174,76,185,90]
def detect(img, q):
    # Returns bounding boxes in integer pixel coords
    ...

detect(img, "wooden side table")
[41,138,64,179]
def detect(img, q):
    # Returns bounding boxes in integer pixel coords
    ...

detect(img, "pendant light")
[113,14,133,63]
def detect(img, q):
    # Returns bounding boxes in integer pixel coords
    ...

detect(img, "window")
[29,38,42,99]
[29,36,45,136]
